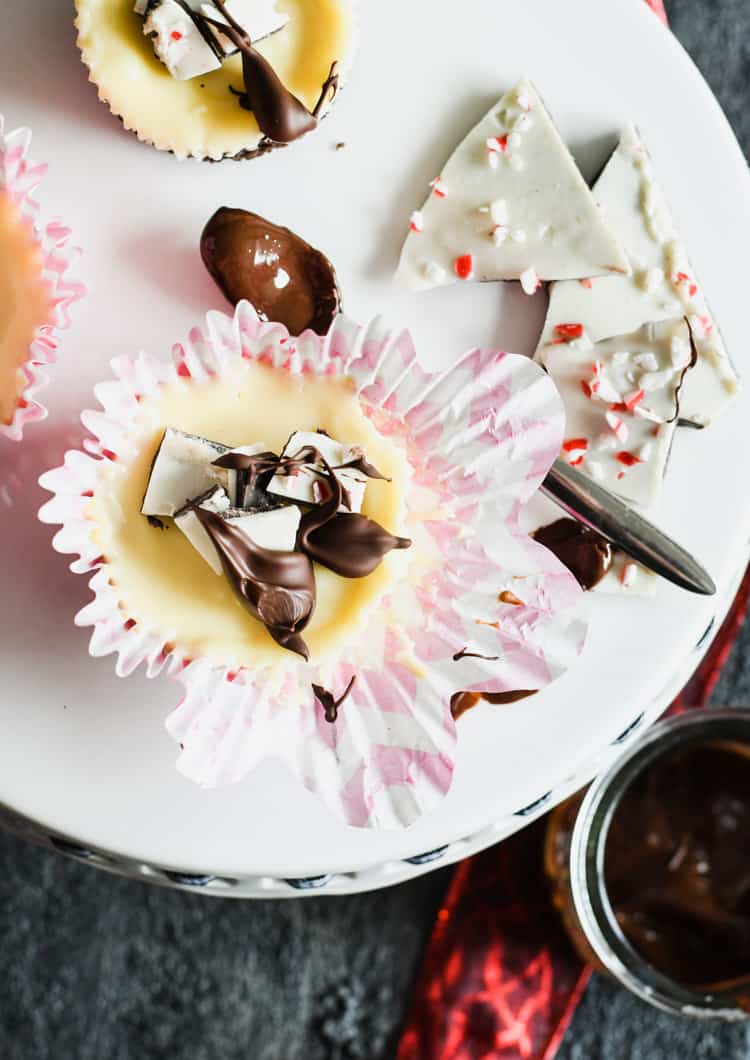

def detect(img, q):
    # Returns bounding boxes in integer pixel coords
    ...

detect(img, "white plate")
[1,0,749,893]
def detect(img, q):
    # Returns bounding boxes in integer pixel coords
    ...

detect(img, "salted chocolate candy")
[201,207,341,335]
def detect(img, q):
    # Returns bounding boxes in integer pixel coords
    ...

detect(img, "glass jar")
[545,707,750,1020]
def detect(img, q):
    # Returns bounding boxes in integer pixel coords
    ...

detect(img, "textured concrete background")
[1,1,749,1057]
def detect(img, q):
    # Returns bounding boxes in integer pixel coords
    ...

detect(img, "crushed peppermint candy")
[555,323,584,341]
[615,451,641,467]
[430,177,448,198]
[409,211,424,233]
[454,254,474,280]
[620,562,638,588]
[520,267,540,295]
[605,411,629,443]
[490,200,509,225]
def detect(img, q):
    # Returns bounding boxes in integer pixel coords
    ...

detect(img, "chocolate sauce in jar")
[604,739,750,991]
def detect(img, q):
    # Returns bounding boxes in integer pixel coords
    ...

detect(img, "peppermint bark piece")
[396,78,629,293]
[541,320,691,507]
[175,488,301,575]
[138,0,288,82]
[538,125,739,426]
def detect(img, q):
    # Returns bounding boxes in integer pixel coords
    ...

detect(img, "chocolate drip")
[451,648,500,662]
[203,1,338,145]
[450,689,536,721]
[295,448,411,579]
[200,207,341,336]
[532,517,612,591]
[194,506,315,658]
[334,453,389,481]
[312,675,356,723]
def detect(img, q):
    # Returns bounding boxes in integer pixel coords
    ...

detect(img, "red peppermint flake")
[580,278,594,290]
[615,451,642,467]
[454,254,474,280]
[176,360,191,378]
[569,455,585,467]
[562,437,588,453]
[554,323,584,341]
[580,380,592,398]
[623,389,645,411]
[689,283,698,298]
[496,134,509,152]
[675,271,690,283]
[609,402,628,413]
[170,30,183,40]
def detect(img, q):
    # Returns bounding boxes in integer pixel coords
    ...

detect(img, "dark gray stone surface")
[1,1,748,1058]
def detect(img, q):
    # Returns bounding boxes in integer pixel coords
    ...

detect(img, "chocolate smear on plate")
[201,0,339,145]
[295,447,411,578]
[194,505,315,658]
[312,675,356,723]
[450,690,536,721]
[201,207,341,336]
[532,517,613,590]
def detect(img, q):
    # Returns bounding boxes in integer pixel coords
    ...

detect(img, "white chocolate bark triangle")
[541,320,690,507]
[396,78,630,292]
[537,125,740,426]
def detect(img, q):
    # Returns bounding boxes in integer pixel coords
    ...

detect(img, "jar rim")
[569,706,750,1021]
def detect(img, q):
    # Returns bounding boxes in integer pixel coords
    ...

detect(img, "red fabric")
[644,0,668,25]
[396,564,750,1060]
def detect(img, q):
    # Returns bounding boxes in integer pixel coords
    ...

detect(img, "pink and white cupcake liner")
[39,303,586,828]
[0,115,85,442]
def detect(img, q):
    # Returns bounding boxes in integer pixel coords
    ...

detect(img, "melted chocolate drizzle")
[194,506,315,658]
[532,517,613,591]
[312,675,356,723]
[295,448,411,579]
[201,207,341,336]
[202,1,338,145]
[451,648,500,662]
[450,689,536,721]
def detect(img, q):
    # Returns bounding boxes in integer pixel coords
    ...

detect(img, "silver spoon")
[542,460,716,596]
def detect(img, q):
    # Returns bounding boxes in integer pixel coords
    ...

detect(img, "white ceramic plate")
[1,0,749,894]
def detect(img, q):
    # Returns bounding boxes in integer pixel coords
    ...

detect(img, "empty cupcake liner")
[0,116,84,442]
[39,303,586,828]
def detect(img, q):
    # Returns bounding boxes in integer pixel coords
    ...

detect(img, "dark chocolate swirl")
[194,506,315,658]
[201,1,338,145]
[295,448,411,579]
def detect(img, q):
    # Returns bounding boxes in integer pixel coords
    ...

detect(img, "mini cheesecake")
[396,78,629,293]
[538,125,739,427]
[89,357,411,668]
[74,0,356,160]
[0,191,52,427]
